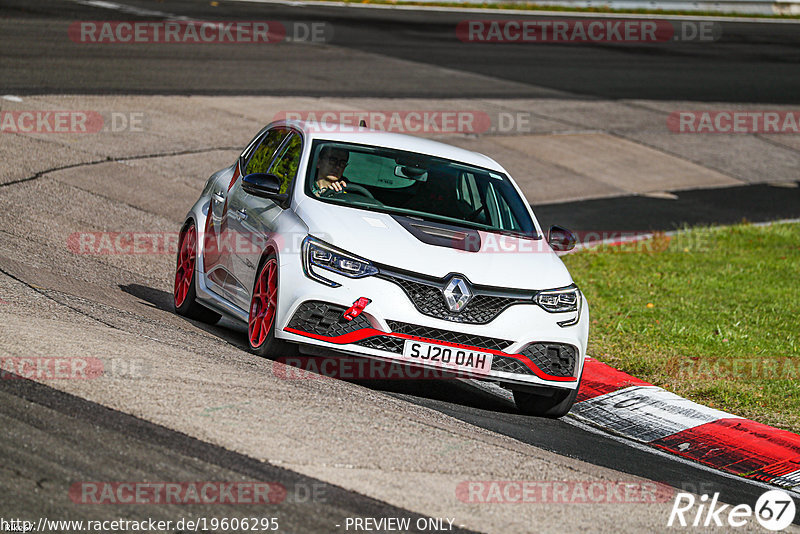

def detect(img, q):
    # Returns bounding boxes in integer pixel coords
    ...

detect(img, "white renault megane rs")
[174,120,589,417]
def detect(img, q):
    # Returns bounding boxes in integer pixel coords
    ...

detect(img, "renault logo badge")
[443,276,472,313]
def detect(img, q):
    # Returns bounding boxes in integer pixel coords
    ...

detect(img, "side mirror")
[548,225,577,252]
[241,173,289,207]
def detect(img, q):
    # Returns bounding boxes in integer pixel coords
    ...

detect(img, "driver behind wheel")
[314,146,349,195]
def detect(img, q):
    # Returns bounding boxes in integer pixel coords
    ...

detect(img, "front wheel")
[248,254,295,358]
[174,222,221,324]
[513,382,580,418]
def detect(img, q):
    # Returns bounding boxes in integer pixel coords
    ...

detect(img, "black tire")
[513,382,580,418]
[247,253,297,359]
[174,221,221,325]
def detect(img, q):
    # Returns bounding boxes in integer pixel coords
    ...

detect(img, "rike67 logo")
[668,489,796,531]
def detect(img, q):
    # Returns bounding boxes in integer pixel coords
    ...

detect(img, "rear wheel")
[248,254,295,358]
[174,222,221,324]
[513,382,580,418]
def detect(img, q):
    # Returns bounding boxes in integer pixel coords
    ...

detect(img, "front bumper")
[275,251,589,391]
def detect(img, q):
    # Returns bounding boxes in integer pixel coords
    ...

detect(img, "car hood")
[295,200,573,291]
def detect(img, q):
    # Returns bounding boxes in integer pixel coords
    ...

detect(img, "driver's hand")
[327,179,347,193]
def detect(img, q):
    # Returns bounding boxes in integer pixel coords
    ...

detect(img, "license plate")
[401,340,493,375]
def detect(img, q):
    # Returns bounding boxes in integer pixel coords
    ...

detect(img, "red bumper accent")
[283,325,577,383]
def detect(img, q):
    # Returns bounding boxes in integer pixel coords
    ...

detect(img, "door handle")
[236,209,248,220]
[212,191,225,203]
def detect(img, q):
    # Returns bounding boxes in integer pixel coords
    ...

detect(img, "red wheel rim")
[174,225,196,308]
[249,259,278,348]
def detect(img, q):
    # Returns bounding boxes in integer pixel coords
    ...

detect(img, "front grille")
[378,272,531,325]
[286,301,370,337]
[491,355,535,375]
[518,343,577,377]
[356,336,404,354]
[386,320,513,352]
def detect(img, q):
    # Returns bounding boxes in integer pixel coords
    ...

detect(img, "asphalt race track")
[1,0,799,532]
[2,0,800,102]
[1,375,477,534]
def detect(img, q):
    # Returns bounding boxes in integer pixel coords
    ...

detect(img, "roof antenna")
[359,119,367,128]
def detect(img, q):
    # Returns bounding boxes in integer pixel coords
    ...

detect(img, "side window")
[458,173,483,212]
[244,128,288,176]
[496,193,521,230]
[267,133,302,194]
[485,183,501,228]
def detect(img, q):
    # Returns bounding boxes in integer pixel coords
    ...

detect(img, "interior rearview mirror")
[394,165,428,181]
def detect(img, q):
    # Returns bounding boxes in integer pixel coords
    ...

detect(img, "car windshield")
[306,141,538,238]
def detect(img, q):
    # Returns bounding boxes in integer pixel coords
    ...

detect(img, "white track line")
[74,0,191,21]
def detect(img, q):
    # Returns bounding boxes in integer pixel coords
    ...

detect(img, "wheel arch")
[179,217,196,237]
[255,244,279,277]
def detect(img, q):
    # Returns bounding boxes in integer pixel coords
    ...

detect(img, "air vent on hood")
[409,223,468,241]
[392,215,481,252]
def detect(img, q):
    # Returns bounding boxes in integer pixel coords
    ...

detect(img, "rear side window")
[244,128,289,175]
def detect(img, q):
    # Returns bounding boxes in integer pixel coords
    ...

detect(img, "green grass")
[323,0,800,19]
[562,222,800,433]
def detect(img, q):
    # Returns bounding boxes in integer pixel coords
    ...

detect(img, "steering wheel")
[320,183,377,201]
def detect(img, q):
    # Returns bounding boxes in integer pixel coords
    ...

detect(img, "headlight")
[302,236,378,287]
[535,286,582,327]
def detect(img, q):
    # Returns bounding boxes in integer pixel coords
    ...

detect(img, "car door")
[212,127,289,304]
[227,131,303,310]
[202,168,235,297]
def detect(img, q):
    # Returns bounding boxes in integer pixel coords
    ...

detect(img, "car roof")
[277,119,507,173]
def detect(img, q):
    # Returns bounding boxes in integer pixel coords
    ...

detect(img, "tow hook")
[343,297,371,321]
